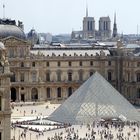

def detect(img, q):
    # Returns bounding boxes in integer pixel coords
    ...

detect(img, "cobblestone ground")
[11,102,140,140]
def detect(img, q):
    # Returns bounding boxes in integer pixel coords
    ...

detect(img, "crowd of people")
[11,102,140,140]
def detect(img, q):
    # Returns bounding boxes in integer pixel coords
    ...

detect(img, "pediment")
[1,36,29,46]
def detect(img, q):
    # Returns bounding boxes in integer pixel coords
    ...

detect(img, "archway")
[11,88,16,102]
[31,88,38,101]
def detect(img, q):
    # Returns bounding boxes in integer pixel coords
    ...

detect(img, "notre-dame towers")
[98,16,111,40]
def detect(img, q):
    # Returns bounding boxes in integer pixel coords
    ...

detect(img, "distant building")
[27,28,40,45]
[71,9,117,41]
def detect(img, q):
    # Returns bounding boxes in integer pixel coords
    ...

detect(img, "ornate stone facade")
[0,42,11,140]
[0,35,140,106]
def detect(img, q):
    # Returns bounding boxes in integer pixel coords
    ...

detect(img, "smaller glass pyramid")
[48,72,140,124]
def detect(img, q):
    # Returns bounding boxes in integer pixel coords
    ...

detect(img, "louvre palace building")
[0,18,140,107]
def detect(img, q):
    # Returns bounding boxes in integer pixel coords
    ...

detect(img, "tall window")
[11,73,16,82]
[68,72,72,81]
[57,87,61,98]
[32,72,36,82]
[20,73,24,82]
[79,70,83,81]
[137,73,140,82]
[137,62,140,67]
[108,61,111,66]
[20,48,24,57]
[90,61,93,66]
[69,61,72,67]
[108,71,112,81]
[46,62,49,67]
[47,88,51,98]
[46,72,50,82]
[68,87,72,97]
[79,61,82,66]
[21,62,24,67]
[137,88,140,98]
[32,62,35,67]
[57,71,61,81]
[9,48,14,58]
[58,61,61,67]
[0,96,1,110]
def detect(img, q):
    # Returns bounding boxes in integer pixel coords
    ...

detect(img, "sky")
[0,0,140,35]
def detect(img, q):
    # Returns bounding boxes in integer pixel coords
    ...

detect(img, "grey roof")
[48,72,140,124]
[0,25,26,40]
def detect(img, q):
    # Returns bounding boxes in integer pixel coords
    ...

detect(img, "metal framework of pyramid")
[48,72,140,124]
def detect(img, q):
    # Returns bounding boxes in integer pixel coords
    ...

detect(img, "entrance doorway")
[11,88,16,102]
[21,94,25,102]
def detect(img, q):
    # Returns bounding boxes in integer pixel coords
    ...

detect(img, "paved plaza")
[11,102,140,140]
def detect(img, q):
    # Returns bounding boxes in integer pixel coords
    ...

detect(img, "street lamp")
[19,129,20,140]
[30,133,31,140]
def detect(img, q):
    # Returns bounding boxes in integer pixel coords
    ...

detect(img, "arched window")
[57,87,61,98]
[31,88,38,101]
[68,87,72,97]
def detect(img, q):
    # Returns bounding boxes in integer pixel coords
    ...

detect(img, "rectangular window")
[69,62,71,67]
[108,61,111,66]
[137,73,140,82]
[108,72,112,81]
[68,72,72,81]
[46,73,50,82]
[58,62,61,67]
[46,62,49,67]
[20,73,24,82]
[79,61,82,66]
[90,61,93,66]
[32,72,36,82]
[32,62,35,67]
[137,62,140,67]
[47,88,51,98]
[137,88,140,98]
[0,96,1,110]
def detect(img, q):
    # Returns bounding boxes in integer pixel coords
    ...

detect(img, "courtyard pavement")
[11,102,140,140]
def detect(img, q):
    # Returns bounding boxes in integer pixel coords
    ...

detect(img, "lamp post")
[138,122,140,140]
[30,133,31,140]
[13,126,16,140]
[18,129,20,140]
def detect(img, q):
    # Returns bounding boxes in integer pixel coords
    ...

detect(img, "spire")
[113,12,118,38]
[86,1,88,17]
[114,12,116,24]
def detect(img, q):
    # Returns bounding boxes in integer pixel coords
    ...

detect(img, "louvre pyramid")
[48,72,140,124]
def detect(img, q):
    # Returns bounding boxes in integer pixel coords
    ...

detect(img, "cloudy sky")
[1,0,140,35]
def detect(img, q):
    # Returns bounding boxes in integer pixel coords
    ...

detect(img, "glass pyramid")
[48,72,140,124]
